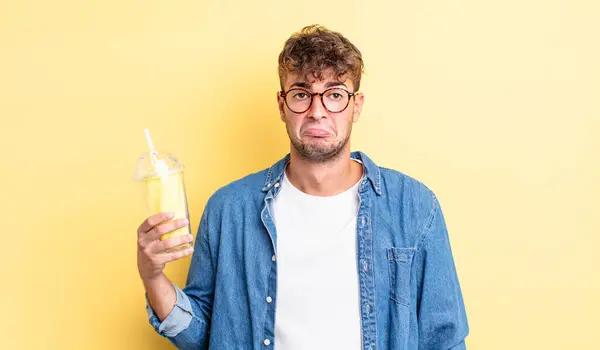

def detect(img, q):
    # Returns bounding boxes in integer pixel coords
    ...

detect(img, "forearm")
[143,273,176,321]
[145,282,201,342]
[143,208,215,346]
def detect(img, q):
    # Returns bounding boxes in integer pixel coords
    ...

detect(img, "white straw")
[144,128,160,167]
[144,129,156,153]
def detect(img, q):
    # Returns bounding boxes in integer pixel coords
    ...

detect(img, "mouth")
[302,128,333,138]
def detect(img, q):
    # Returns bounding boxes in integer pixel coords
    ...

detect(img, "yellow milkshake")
[136,129,192,252]
[142,169,192,246]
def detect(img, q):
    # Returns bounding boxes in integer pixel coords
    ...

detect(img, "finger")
[146,218,190,242]
[138,212,175,235]
[151,234,194,254]
[156,246,195,264]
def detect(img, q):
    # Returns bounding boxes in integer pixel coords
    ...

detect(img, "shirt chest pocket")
[387,247,415,307]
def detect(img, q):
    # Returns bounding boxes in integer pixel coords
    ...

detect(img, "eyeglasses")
[279,87,357,114]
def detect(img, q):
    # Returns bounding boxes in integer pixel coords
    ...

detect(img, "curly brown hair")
[278,25,364,91]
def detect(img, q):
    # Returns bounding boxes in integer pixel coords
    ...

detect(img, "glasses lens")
[323,88,350,112]
[285,88,312,113]
[284,88,352,113]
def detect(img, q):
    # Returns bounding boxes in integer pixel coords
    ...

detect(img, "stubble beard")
[287,122,353,164]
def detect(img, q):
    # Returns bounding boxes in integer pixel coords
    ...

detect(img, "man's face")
[277,68,364,163]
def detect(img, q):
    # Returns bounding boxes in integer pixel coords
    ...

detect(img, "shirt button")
[264,339,271,346]
[272,255,276,262]
[266,296,272,303]
[366,304,371,313]
[363,262,368,272]
[274,182,280,188]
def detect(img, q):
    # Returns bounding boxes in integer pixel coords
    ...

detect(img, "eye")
[325,89,346,100]
[293,92,308,99]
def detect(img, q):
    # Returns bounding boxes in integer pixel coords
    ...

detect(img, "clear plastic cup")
[134,151,192,252]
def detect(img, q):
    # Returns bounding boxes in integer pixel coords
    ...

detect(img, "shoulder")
[202,168,269,218]
[378,166,441,239]
[379,166,437,206]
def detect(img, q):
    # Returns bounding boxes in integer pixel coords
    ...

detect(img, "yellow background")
[1,1,598,349]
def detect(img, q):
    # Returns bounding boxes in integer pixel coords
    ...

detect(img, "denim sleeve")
[146,284,193,337]
[416,194,469,350]
[146,209,216,350]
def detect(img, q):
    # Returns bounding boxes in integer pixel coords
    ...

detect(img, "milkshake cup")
[134,129,192,252]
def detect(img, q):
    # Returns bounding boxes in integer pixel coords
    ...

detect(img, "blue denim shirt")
[147,151,469,349]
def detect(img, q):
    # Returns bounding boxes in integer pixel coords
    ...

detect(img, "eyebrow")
[290,81,348,89]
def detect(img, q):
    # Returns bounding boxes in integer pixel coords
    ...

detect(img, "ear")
[277,91,286,122]
[351,93,364,123]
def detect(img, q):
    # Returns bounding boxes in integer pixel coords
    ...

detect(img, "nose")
[308,94,327,120]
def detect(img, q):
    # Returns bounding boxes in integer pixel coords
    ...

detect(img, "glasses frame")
[279,87,357,114]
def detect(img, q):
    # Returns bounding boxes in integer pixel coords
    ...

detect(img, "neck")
[286,146,363,197]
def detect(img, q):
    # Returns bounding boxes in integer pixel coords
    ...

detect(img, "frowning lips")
[302,128,333,137]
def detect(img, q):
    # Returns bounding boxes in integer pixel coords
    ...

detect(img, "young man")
[137,25,469,349]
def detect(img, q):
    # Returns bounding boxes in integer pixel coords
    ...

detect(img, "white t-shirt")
[270,164,362,350]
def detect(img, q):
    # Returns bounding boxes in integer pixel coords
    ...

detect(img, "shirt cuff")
[146,284,194,338]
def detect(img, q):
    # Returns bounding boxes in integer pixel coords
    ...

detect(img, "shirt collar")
[261,151,382,196]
